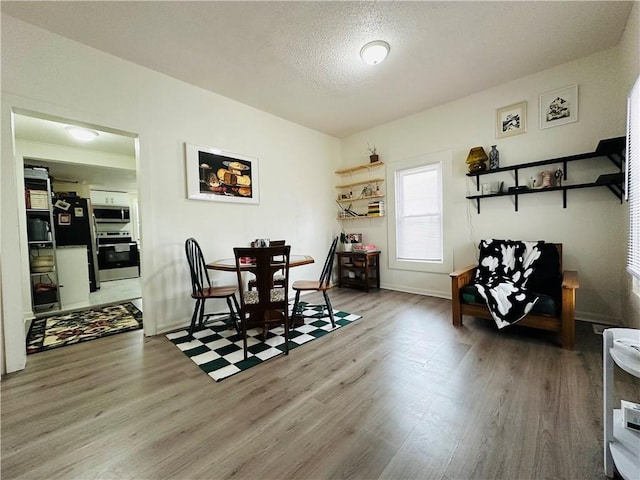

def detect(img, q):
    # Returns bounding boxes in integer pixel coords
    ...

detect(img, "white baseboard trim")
[575,310,623,326]
[379,283,449,299]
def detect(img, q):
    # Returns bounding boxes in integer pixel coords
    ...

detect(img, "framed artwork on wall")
[185,143,259,204]
[496,101,527,139]
[539,84,578,129]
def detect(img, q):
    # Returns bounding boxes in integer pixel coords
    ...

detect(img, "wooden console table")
[335,250,380,292]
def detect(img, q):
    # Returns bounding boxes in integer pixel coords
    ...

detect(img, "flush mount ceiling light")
[360,40,390,65]
[65,126,99,142]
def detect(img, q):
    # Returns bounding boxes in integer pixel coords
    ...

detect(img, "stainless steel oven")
[97,231,139,281]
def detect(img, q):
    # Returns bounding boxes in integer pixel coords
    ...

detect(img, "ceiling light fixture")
[360,40,390,65]
[65,126,99,142]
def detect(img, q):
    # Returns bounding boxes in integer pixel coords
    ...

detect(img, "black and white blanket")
[473,239,544,329]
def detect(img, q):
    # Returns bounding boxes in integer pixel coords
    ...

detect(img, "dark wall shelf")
[466,137,626,213]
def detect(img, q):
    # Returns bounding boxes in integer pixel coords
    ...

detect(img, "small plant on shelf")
[367,143,379,163]
[340,230,360,252]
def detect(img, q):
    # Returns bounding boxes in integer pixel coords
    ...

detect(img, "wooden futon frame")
[450,243,578,349]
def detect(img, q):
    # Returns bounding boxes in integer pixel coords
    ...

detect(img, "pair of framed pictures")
[495,84,578,139]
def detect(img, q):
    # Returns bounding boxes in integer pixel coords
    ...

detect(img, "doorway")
[15,111,143,328]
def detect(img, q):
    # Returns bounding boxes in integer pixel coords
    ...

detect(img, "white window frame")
[387,149,452,274]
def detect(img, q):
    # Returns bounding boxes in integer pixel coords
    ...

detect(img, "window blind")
[395,163,443,262]
[627,74,640,279]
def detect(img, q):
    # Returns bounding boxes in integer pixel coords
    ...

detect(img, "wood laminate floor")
[2,289,638,480]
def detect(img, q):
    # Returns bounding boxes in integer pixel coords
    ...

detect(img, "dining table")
[207,254,315,328]
[206,254,314,272]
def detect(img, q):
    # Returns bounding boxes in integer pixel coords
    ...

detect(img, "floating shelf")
[335,162,384,175]
[335,177,385,189]
[466,137,626,213]
[336,194,384,203]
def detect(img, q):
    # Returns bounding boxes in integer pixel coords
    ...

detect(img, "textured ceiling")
[2,1,633,138]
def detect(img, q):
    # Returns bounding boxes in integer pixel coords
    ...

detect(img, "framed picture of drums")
[185,142,259,204]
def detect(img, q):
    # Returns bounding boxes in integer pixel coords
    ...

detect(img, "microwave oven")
[93,206,131,223]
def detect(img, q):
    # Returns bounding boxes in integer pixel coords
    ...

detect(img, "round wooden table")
[206,254,314,272]
[207,254,314,330]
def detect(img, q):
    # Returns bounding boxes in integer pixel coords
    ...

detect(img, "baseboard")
[380,283,449,299]
[575,310,623,326]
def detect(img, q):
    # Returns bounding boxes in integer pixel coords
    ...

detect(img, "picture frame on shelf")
[496,101,527,139]
[185,143,259,204]
[539,84,578,129]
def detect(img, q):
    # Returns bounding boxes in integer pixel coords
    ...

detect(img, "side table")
[336,250,380,292]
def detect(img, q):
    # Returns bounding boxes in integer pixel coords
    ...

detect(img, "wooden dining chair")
[291,236,339,328]
[248,240,286,290]
[234,245,291,359]
[185,238,241,338]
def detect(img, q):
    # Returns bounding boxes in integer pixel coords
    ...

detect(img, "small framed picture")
[58,213,71,225]
[539,84,578,129]
[496,101,527,139]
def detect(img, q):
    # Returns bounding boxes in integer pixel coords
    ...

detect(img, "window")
[396,163,442,262]
[628,74,640,280]
[387,149,452,274]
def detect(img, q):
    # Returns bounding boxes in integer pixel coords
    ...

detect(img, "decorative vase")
[369,154,379,163]
[343,243,352,252]
[489,145,500,170]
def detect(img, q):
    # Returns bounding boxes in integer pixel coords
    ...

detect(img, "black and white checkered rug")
[166,301,361,381]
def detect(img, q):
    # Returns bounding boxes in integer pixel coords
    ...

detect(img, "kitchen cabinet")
[603,328,640,480]
[335,161,385,220]
[466,137,625,213]
[335,250,381,292]
[24,167,60,313]
[90,190,130,207]
[57,246,90,308]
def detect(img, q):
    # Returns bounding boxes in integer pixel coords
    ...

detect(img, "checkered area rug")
[166,301,362,381]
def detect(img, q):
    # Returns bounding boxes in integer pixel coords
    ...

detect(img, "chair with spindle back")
[185,238,240,338]
[291,236,339,328]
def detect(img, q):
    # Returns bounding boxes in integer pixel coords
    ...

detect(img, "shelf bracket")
[475,198,480,214]
[606,184,624,202]
[606,153,623,169]
[563,189,567,208]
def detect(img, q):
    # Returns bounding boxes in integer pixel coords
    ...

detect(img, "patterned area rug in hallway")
[26,302,143,354]
[167,301,362,381]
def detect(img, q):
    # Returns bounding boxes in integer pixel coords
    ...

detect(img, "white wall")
[1,15,340,373]
[619,1,640,329]
[341,46,630,325]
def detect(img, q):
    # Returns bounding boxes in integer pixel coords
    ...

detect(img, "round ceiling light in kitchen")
[65,126,99,142]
